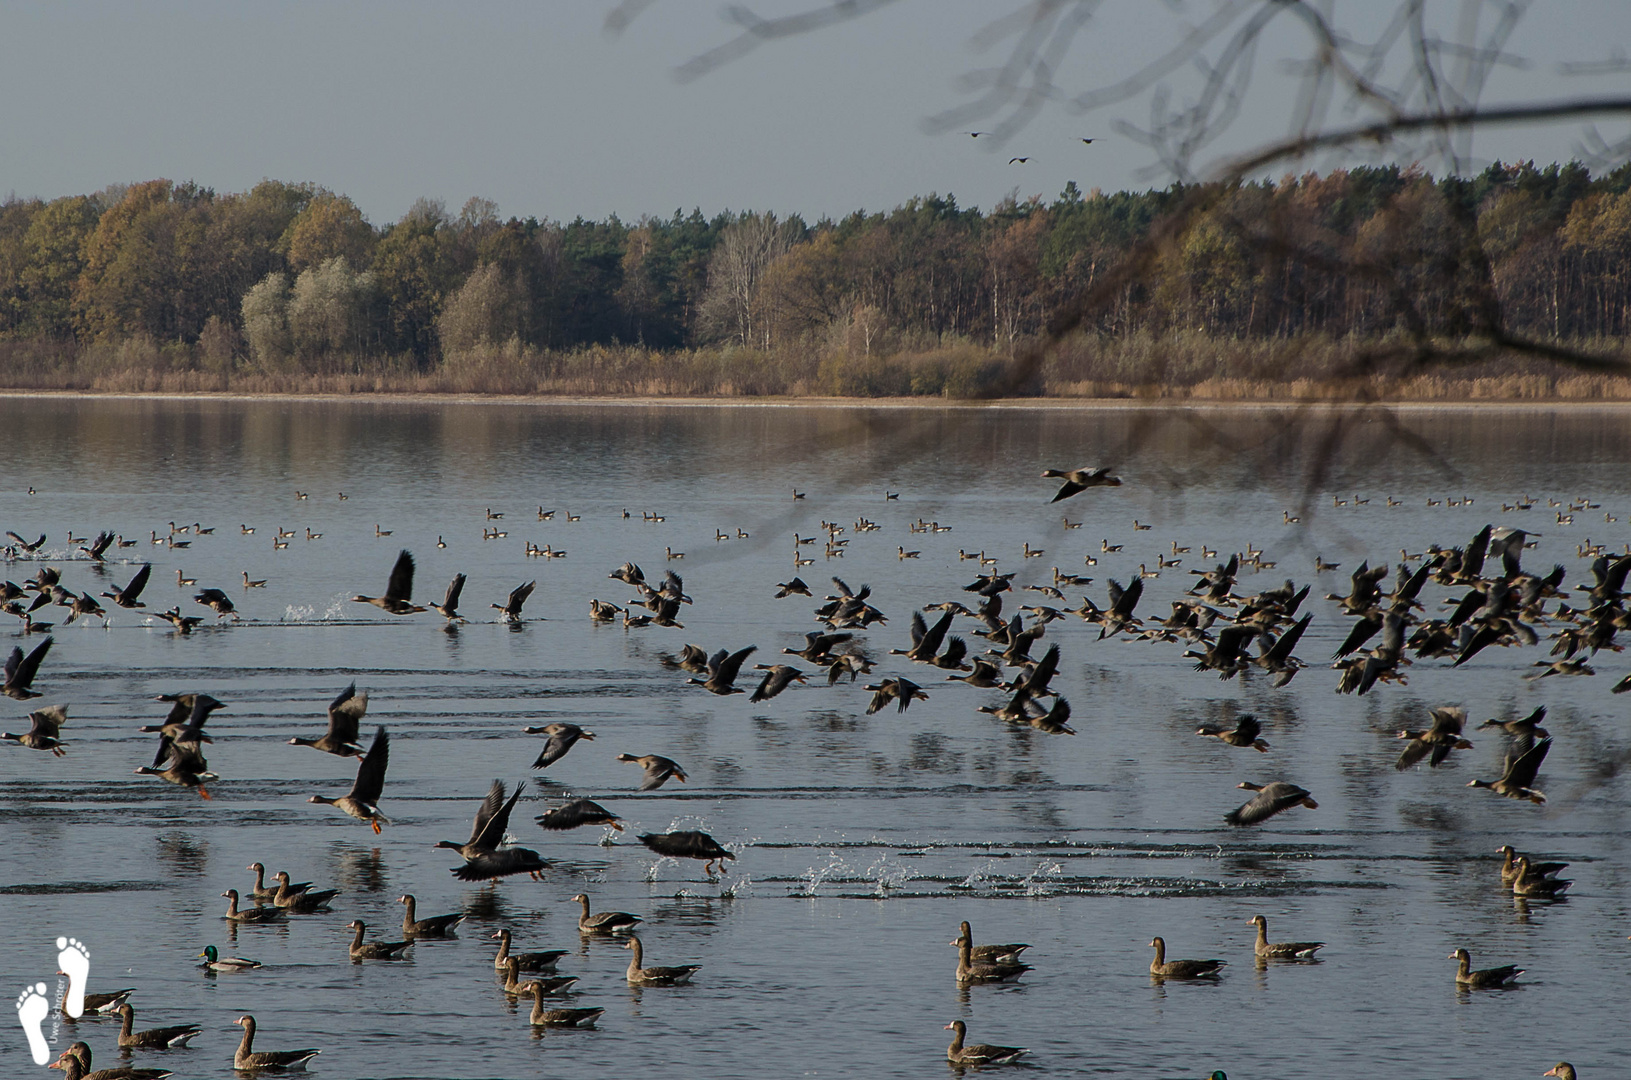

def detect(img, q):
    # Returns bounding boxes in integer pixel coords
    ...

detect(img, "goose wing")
[715,645,758,685]
[442,573,466,610]
[12,636,52,688]
[28,705,66,739]
[327,684,367,744]
[471,779,526,850]
[349,727,390,803]
[1502,737,1551,789]
[121,563,152,603]
[1265,613,1311,663]
[384,550,416,603]
[918,611,953,656]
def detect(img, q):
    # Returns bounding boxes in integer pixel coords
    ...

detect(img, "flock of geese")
[4,465,1624,1075]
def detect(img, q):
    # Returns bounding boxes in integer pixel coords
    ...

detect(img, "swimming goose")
[220,890,286,924]
[2,703,67,755]
[950,921,1030,963]
[3,636,53,699]
[1247,915,1324,958]
[288,683,368,757]
[1448,947,1522,987]
[350,550,426,615]
[623,933,701,985]
[273,871,338,911]
[490,929,566,972]
[523,722,593,769]
[1510,856,1572,898]
[115,1003,200,1049]
[637,830,735,875]
[242,571,265,588]
[346,920,412,960]
[1195,714,1268,753]
[1544,1065,1577,1079]
[1468,738,1550,804]
[500,956,578,996]
[245,862,293,902]
[51,1043,171,1080]
[399,894,465,937]
[1496,845,1568,885]
[943,1020,1027,1066]
[1041,466,1122,502]
[521,983,604,1027]
[233,1015,320,1071]
[197,946,260,971]
[1225,781,1318,826]
[307,725,390,830]
[570,893,641,934]
[492,580,536,621]
[955,938,1030,984]
[1149,937,1225,978]
[537,798,624,831]
[617,752,687,791]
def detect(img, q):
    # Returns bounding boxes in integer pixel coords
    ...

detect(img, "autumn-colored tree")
[285,193,375,274]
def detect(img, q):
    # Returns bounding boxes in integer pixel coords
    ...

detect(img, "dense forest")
[2,161,1630,397]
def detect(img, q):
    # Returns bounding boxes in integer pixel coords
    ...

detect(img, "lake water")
[1,396,1628,1078]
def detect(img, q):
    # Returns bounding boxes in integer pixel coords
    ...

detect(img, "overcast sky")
[3,1,1628,225]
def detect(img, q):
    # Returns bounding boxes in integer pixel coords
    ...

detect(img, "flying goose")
[689,645,758,694]
[2,704,67,755]
[617,752,687,791]
[102,564,151,608]
[1395,706,1474,770]
[430,573,466,620]
[1195,714,1268,752]
[3,636,53,699]
[537,798,624,832]
[637,830,735,875]
[1468,738,1550,803]
[307,726,390,830]
[288,683,368,756]
[523,722,593,769]
[1225,781,1317,826]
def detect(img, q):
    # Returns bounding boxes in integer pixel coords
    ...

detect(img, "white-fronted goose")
[288,683,367,756]
[750,663,807,702]
[1041,466,1121,502]
[233,1015,320,1070]
[1225,781,1317,826]
[1511,856,1571,898]
[1149,937,1225,978]
[1468,738,1550,803]
[500,957,578,997]
[273,871,337,911]
[490,929,566,972]
[1247,915,1324,959]
[245,863,290,902]
[102,564,151,609]
[617,752,687,791]
[308,726,390,831]
[192,588,237,620]
[2,704,67,755]
[346,920,412,961]
[521,983,603,1027]
[52,1042,171,1080]
[955,938,1030,984]
[399,894,464,937]
[537,798,624,832]
[456,847,549,881]
[950,921,1030,964]
[1196,714,1268,752]
[436,778,548,880]
[637,830,734,875]
[1395,706,1474,770]
[492,580,536,621]
[688,645,758,695]
[623,934,700,985]
[522,722,593,769]
[1449,947,1522,987]
[197,946,260,972]
[350,550,426,615]
[133,735,216,798]
[3,636,53,699]
[62,985,134,1017]
[944,1020,1027,1066]
[430,573,466,620]
[220,890,286,924]
[1496,845,1568,885]
[115,1003,200,1049]
[570,893,641,934]
[1544,1065,1577,1080]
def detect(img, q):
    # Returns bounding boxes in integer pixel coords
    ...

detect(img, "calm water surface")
[1,397,1629,1078]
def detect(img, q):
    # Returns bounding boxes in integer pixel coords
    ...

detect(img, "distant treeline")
[2,161,1630,396]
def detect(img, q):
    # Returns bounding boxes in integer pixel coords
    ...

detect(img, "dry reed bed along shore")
[1,334,1628,402]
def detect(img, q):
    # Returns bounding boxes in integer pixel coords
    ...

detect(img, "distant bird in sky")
[1079,138,1096,144]
[1009,157,1030,164]
[965,131,986,137]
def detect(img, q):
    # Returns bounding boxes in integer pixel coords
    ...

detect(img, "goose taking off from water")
[638,829,735,875]
[537,797,624,831]
[351,550,425,615]
[435,778,547,880]
[1041,466,1121,502]
[431,573,466,620]
[308,726,390,831]
[492,580,536,621]
[3,636,53,699]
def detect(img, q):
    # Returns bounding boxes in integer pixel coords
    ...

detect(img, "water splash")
[282,604,317,622]
[1019,860,1064,897]
[720,872,753,899]
[795,855,851,897]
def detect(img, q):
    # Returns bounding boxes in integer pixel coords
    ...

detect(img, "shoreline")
[1,388,1630,411]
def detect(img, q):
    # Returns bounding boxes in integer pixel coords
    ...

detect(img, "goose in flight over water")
[1042,466,1122,502]
[288,683,368,756]
[308,726,390,831]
